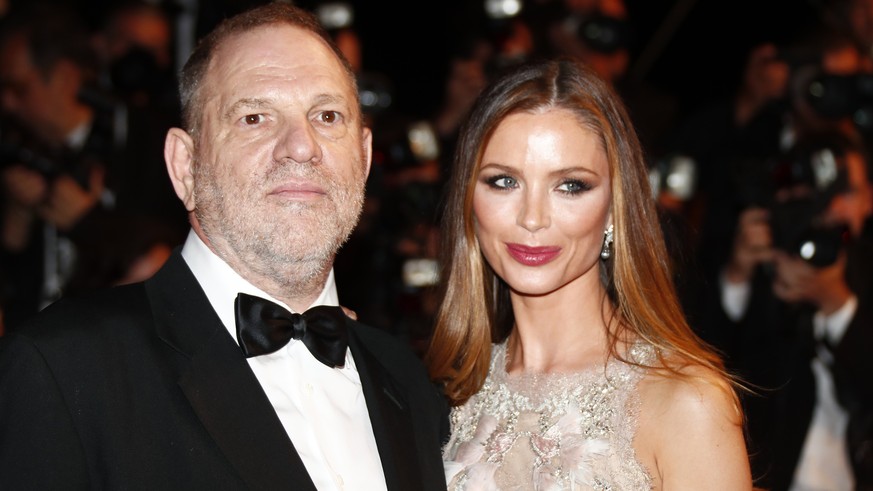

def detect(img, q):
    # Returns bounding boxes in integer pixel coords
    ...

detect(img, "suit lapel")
[145,251,317,491]
[178,330,317,491]
[348,329,422,491]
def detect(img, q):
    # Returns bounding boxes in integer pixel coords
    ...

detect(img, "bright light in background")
[407,121,440,161]
[316,2,354,30]
[485,0,522,19]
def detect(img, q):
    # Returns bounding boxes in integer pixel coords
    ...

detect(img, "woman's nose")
[517,189,550,232]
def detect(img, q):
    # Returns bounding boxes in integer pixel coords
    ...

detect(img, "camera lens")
[795,225,848,267]
[577,14,630,54]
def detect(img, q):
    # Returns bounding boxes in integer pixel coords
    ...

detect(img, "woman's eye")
[557,179,591,194]
[243,114,264,125]
[486,175,517,189]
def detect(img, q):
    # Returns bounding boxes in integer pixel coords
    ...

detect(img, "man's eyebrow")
[312,93,349,107]
[223,97,272,120]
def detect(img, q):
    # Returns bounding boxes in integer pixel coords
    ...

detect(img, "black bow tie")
[234,292,349,368]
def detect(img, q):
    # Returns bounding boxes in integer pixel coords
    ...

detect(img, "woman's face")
[473,108,612,298]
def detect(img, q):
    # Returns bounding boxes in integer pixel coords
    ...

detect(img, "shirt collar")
[180,230,340,343]
[813,295,858,346]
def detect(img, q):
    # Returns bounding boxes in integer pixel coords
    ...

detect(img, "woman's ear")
[164,128,196,211]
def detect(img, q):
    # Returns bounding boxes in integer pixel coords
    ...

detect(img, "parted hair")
[178,2,358,138]
[425,58,734,406]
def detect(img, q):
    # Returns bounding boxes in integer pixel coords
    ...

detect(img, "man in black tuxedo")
[702,132,873,490]
[0,3,448,490]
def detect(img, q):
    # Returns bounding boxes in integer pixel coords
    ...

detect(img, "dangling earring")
[600,224,614,260]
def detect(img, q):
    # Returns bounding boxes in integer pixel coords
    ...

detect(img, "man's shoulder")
[347,319,437,386]
[348,319,422,365]
[4,283,152,349]
[348,318,449,431]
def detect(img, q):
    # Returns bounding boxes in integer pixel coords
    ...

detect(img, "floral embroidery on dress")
[443,342,655,490]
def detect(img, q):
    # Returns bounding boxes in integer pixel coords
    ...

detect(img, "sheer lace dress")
[443,341,656,490]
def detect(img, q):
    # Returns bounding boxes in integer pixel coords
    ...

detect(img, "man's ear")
[361,126,372,178]
[164,127,196,211]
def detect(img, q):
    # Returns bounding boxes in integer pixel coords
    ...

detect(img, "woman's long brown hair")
[425,58,738,407]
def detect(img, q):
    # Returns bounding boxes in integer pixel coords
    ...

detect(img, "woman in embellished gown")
[425,58,753,489]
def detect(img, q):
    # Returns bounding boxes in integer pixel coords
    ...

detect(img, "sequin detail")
[443,342,655,490]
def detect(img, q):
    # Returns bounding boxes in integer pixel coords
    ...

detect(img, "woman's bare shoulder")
[638,363,740,422]
[633,363,752,489]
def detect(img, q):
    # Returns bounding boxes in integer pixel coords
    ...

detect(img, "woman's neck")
[506,290,617,374]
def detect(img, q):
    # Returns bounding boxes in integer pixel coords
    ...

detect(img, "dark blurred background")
[63,0,827,121]
[0,0,862,344]
[355,0,823,122]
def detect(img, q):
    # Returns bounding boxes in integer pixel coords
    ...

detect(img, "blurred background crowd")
[0,0,867,341]
[0,0,872,486]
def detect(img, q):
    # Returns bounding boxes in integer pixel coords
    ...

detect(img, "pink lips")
[506,243,561,266]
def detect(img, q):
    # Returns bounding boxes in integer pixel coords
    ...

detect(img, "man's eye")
[319,111,339,124]
[243,114,263,125]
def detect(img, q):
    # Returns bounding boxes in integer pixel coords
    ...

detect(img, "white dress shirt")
[181,231,388,491]
[790,296,856,491]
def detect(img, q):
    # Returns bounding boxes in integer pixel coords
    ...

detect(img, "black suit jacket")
[0,251,449,490]
[698,240,873,490]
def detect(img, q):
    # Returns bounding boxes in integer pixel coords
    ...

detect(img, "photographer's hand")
[724,207,774,284]
[2,164,49,208]
[772,250,852,314]
[38,164,105,231]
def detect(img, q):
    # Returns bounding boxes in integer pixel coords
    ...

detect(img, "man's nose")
[274,117,322,164]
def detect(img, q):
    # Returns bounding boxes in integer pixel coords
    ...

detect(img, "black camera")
[576,13,631,54]
[0,121,62,178]
[766,137,852,268]
[777,42,873,133]
[769,194,849,268]
[803,72,873,128]
[556,12,631,55]
[0,104,113,190]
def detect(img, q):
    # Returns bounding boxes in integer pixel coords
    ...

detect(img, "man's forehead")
[205,24,351,88]
[213,24,333,65]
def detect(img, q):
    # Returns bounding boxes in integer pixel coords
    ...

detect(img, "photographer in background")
[659,14,873,488]
[665,23,873,306]
[0,4,185,331]
[706,131,873,490]
[0,5,107,330]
